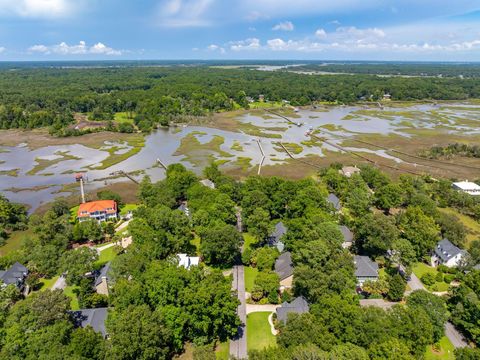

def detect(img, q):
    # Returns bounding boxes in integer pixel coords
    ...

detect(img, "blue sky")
[0,0,479,61]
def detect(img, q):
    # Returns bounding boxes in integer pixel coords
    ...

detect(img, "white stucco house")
[431,239,467,268]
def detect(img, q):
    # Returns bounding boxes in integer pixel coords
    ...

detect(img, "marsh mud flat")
[1,101,480,212]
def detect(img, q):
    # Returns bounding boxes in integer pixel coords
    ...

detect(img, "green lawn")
[38,276,59,292]
[439,208,480,247]
[114,112,135,124]
[191,234,201,255]
[120,203,139,216]
[243,233,258,254]
[0,228,35,256]
[425,337,455,360]
[64,285,80,310]
[412,263,449,292]
[215,340,230,360]
[95,246,119,268]
[245,266,259,293]
[246,312,276,352]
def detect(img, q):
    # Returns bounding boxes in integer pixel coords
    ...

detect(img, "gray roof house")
[94,262,112,295]
[275,252,294,281]
[276,296,309,324]
[339,225,353,249]
[0,262,28,290]
[327,193,342,211]
[431,239,467,268]
[268,222,287,252]
[70,308,108,338]
[354,255,379,286]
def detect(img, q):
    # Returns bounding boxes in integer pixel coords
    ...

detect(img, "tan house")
[275,252,294,290]
[94,262,111,296]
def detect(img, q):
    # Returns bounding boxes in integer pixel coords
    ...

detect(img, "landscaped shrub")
[436,272,444,282]
[444,274,456,283]
[421,273,436,286]
[438,264,449,273]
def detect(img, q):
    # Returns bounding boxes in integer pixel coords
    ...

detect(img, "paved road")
[230,265,247,359]
[445,322,469,348]
[359,299,397,309]
[405,272,425,294]
[51,275,66,290]
[246,304,280,315]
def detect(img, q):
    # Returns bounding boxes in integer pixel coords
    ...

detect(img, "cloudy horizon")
[0,0,479,61]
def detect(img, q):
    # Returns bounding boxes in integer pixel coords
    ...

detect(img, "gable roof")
[0,262,28,286]
[270,222,287,242]
[339,225,353,244]
[276,296,309,323]
[69,308,108,337]
[275,252,294,280]
[434,239,466,263]
[327,193,341,210]
[78,200,117,217]
[94,262,112,287]
[354,256,379,278]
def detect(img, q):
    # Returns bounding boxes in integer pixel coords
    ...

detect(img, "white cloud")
[28,41,122,56]
[315,28,327,39]
[207,44,225,53]
[0,0,78,18]
[272,21,294,31]
[156,0,214,27]
[229,38,261,51]
[0,47,5,53]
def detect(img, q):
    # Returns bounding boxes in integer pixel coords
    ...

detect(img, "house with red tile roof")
[77,200,118,223]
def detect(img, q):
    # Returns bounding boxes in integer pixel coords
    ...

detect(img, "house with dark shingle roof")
[275,252,294,290]
[94,262,111,296]
[339,225,353,249]
[431,239,467,268]
[354,255,379,286]
[327,193,341,211]
[276,296,309,324]
[0,262,28,293]
[268,222,287,253]
[70,308,108,338]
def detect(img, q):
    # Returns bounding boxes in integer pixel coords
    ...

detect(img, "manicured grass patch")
[38,276,59,292]
[425,336,455,360]
[215,340,230,360]
[246,312,276,352]
[0,228,35,256]
[439,208,480,246]
[95,246,119,268]
[412,263,449,292]
[120,203,139,216]
[64,285,80,310]
[243,233,258,253]
[245,266,259,293]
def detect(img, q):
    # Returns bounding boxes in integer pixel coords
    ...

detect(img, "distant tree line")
[421,143,480,160]
[1,66,480,134]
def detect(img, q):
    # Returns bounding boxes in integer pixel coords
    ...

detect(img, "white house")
[178,254,200,270]
[431,239,467,268]
[452,181,480,196]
